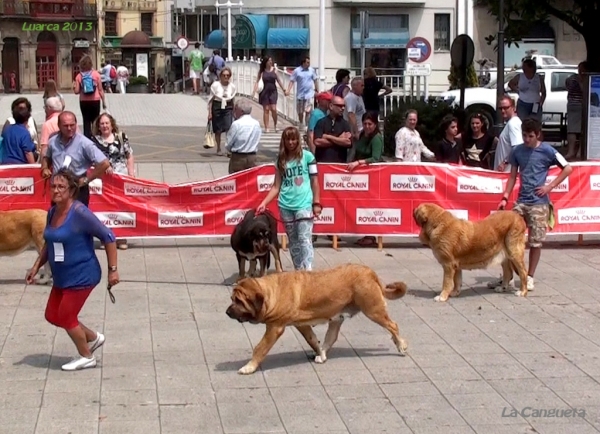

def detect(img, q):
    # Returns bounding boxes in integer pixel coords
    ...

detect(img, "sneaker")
[487,276,514,289]
[61,356,96,371]
[89,332,105,353]
[527,276,535,291]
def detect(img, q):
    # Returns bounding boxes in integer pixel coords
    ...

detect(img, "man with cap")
[307,92,331,153]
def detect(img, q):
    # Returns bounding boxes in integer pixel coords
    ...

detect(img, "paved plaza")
[2,94,600,433]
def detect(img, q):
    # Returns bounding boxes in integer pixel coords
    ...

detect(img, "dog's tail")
[383,282,408,300]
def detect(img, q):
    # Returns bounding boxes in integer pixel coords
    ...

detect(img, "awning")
[204,14,268,50]
[205,30,223,49]
[267,28,309,49]
[351,30,410,49]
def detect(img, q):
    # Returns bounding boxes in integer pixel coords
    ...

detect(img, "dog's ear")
[252,292,264,317]
[413,206,427,226]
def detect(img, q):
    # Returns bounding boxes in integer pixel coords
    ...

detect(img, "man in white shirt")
[226,100,262,174]
[494,95,523,171]
[343,77,366,140]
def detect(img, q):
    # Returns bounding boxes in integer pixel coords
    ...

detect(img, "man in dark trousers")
[312,95,352,242]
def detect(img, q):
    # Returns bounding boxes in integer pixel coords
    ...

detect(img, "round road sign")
[176,36,189,51]
[406,37,432,63]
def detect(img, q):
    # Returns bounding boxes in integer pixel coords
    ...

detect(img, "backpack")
[81,71,96,94]
[109,66,116,80]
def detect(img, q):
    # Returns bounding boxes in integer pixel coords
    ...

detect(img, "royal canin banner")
[1,163,600,238]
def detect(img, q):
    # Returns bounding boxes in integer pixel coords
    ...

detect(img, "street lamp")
[215,0,243,61]
[318,0,325,91]
[495,0,505,132]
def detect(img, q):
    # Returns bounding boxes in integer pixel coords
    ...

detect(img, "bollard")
[377,236,383,251]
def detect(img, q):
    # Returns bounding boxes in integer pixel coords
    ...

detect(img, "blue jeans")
[517,99,542,122]
[279,207,314,270]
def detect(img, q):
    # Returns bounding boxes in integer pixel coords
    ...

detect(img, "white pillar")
[226,2,232,61]
[318,0,325,91]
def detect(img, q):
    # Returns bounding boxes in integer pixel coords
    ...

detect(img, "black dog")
[230,210,283,281]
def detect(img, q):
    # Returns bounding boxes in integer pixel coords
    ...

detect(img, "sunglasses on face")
[500,106,512,110]
[50,184,68,191]
[221,74,230,78]
[332,103,345,108]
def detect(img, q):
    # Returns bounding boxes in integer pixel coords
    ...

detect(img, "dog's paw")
[514,290,527,297]
[238,363,258,375]
[397,338,408,355]
[314,353,327,364]
[434,295,447,302]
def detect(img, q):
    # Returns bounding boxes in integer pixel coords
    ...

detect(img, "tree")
[475,0,600,71]
[448,62,480,89]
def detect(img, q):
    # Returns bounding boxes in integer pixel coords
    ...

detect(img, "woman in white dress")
[394,109,435,162]
[508,58,546,121]
[207,67,236,156]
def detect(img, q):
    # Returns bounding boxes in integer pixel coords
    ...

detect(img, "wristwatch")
[109,265,117,272]
[81,176,89,186]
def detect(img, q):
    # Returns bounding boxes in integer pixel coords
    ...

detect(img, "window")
[551,72,572,92]
[274,15,305,28]
[434,14,451,51]
[185,14,199,41]
[104,11,117,36]
[351,14,408,30]
[141,12,153,36]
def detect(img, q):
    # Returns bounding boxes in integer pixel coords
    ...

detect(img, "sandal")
[216,151,224,156]
[355,236,376,247]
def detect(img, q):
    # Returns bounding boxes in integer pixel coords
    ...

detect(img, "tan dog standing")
[226,263,409,374]
[0,209,52,284]
[413,203,528,301]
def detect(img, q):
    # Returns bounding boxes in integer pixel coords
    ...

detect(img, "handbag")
[203,121,216,149]
[257,78,264,93]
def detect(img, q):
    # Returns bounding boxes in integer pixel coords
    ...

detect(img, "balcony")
[103,0,155,11]
[0,0,98,19]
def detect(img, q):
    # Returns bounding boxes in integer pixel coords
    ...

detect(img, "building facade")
[472,4,586,67]
[98,0,170,81]
[0,0,99,92]
[174,0,457,93]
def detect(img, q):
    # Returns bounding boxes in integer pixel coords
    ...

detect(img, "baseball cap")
[316,92,333,101]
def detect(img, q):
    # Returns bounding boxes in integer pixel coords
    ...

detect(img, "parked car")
[439,65,577,128]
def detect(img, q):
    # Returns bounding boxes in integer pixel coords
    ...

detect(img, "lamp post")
[215,0,243,61]
[495,0,505,132]
[318,0,325,91]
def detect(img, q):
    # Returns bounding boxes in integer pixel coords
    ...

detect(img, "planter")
[126,84,149,94]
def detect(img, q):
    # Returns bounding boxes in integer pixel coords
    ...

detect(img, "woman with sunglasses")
[207,67,236,156]
[461,113,497,168]
[26,168,119,371]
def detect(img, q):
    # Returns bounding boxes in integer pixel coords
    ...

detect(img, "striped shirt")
[566,74,583,104]
[225,114,262,153]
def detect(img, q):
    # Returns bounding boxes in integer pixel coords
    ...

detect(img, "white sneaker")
[527,276,534,291]
[487,276,514,289]
[61,356,96,371]
[89,332,105,353]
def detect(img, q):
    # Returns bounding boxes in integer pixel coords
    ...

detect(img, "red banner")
[1,163,600,238]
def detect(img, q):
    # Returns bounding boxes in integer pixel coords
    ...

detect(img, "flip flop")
[355,236,376,247]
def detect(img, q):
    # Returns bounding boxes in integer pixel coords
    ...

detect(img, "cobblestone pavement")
[1,160,600,434]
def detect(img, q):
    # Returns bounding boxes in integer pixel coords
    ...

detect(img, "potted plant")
[127,75,149,94]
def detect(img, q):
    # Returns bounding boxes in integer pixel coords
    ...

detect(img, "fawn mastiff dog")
[226,263,409,374]
[0,209,52,284]
[413,203,528,301]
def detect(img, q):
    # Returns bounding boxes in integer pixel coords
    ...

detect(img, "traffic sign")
[450,34,475,69]
[176,36,189,51]
[405,63,431,76]
[406,37,431,63]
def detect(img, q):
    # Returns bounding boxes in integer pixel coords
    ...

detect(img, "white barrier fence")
[225,58,433,123]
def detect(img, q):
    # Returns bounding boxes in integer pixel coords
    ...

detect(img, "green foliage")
[128,76,148,86]
[448,63,480,90]
[382,98,465,157]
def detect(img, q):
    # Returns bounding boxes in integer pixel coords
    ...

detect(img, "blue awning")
[351,30,410,49]
[267,28,309,49]
[203,14,268,49]
[205,30,223,49]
